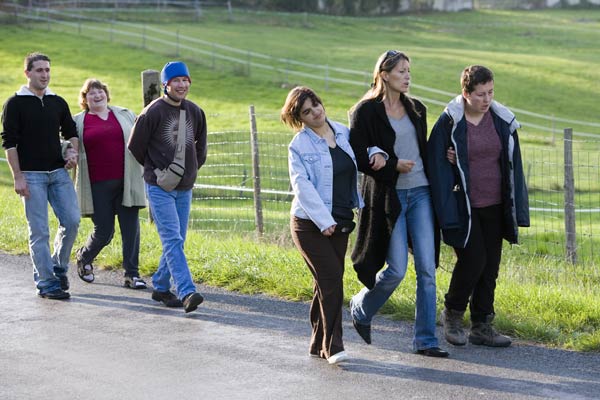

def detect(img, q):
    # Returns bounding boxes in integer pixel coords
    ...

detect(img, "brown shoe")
[152,290,183,307]
[182,292,204,313]
[469,315,512,347]
[441,308,467,346]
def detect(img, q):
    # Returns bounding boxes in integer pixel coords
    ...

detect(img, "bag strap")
[173,109,187,165]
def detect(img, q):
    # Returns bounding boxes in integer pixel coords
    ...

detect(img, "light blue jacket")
[288,119,364,232]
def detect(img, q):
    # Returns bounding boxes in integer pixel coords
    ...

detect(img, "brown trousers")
[291,216,349,359]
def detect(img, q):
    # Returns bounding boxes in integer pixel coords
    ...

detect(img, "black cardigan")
[349,95,439,289]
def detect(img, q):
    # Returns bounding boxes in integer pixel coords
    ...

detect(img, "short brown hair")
[461,65,494,94]
[24,52,50,71]
[79,78,111,111]
[280,86,323,130]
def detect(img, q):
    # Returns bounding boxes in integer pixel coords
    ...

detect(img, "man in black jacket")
[1,52,80,300]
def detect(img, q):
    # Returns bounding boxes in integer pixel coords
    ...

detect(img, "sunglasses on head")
[380,50,401,69]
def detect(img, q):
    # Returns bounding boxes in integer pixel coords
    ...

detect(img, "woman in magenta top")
[73,79,146,288]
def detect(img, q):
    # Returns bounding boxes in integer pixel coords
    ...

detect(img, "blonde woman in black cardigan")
[348,50,447,357]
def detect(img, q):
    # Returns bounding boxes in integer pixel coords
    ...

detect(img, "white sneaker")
[327,351,349,365]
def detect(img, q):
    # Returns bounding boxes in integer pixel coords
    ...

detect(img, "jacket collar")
[302,119,343,143]
[16,85,56,97]
[372,96,415,129]
[445,94,520,132]
[374,100,390,127]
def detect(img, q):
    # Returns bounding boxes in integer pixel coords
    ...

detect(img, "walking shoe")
[469,315,512,347]
[327,351,349,365]
[416,347,450,358]
[352,319,372,345]
[152,290,183,308]
[182,292,204,313]
[124,276,147,290]
[349,298,371,344]
[59,275,69,291]
[441,307,467,346]
[38,289,70,300]
[76,249,94,283]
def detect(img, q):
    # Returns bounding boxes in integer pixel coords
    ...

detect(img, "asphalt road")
[1,251,599,400]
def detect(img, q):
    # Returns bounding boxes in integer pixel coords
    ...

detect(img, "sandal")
[124,276,147,290]
[77,257,94,283]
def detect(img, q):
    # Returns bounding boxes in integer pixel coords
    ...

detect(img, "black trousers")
[444,204,503,323]
[79,179,140,277]
[290,216,349,359]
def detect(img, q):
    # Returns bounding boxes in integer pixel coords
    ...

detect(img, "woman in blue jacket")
[427,65,529,348]
[282,86,363,365]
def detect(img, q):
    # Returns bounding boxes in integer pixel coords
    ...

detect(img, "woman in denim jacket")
[282,86,363,365]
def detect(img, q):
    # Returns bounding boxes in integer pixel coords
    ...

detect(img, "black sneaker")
[59,275,69,291]
[76,256,94,283]
[182,292,204,313]
[151,290,183,307]
[124,276,147,290]
[352,319,372,344]
[38,289,70,300]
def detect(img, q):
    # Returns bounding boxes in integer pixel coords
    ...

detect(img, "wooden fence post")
[249,105,264,237]
[141,69,161,223]
[563,127,577,264]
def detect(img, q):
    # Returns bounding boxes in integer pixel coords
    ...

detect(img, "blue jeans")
[351,185,438,350]
[22,169,80,294]
[146,183,196,300]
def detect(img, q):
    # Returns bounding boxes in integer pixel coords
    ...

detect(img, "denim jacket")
[288,119,364,232]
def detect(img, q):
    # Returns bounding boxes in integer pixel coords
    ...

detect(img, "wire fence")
[187,111,600,266]
[1,4,600,265]
[1,110,599,265]
[2,3,599,140]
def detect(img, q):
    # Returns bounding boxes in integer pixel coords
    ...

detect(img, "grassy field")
[1,8,600,351]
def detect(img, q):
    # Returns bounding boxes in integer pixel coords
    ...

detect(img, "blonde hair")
[350,50,417,117]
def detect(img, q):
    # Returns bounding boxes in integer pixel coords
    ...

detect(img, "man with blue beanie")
[128,61,207,313]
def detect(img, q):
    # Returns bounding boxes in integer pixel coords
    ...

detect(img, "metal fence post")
[249,105,264,237]
[564,127,577,264]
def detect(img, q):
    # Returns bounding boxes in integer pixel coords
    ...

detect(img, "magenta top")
[83,111,125,183]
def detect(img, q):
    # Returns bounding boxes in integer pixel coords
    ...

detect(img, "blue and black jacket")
[426,95,530,248]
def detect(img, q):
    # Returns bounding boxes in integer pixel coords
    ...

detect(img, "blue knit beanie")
[160,61,191,93]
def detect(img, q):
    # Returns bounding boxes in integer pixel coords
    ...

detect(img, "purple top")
[467,111,502,208]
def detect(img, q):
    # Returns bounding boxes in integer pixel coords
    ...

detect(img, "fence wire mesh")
[181,112,600,265]
[1,4,599,267]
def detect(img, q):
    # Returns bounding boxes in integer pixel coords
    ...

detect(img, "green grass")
[1,8,600,351]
